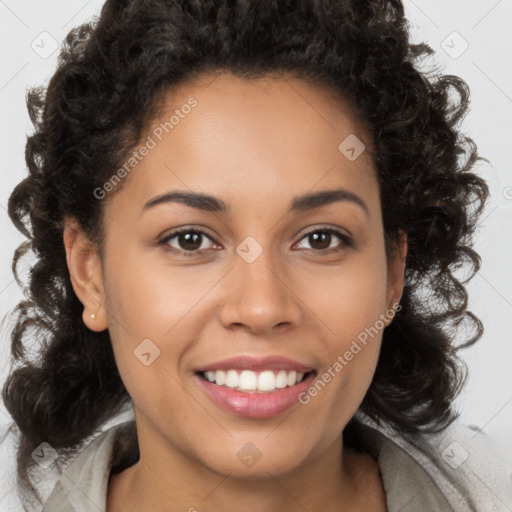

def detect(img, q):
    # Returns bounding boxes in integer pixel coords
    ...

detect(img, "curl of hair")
[2,0,489,506]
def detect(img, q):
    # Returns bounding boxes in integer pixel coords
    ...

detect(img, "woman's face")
[67,70,406,478]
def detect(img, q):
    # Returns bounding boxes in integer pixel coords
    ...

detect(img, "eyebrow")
[142,188,369,217]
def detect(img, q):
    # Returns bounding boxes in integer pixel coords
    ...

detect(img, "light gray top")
[2,411,511,511]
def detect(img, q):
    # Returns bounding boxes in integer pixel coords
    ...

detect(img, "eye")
[158,228,218,257]
[293,227,353,254]
[158,226,353,258]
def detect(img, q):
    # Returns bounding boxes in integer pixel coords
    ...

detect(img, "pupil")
[180,232,201,251]
[310,232,330,250]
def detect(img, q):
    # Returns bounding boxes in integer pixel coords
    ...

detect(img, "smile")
[199,369,309,392]
[195,356,319,418]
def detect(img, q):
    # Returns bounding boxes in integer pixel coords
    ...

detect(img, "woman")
[2,0,510,511]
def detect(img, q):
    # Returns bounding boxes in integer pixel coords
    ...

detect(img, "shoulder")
[0,421,25,511]
[417,419,512,509]
[41,418,137,512]
[0,419,100,512]
[355,412,512,512]
[0,421,62,512]
[0,411,136,512]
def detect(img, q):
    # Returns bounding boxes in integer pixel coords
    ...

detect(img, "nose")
[218,241,302,336]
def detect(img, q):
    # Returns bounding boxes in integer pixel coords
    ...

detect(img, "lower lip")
[196,372,317,418]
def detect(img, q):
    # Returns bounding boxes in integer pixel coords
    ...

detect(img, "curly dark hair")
[2,0,489,507]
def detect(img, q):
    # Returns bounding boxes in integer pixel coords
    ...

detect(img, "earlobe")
[63,217,108,332]
[387,230,408,312]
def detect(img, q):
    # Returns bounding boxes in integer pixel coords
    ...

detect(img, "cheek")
[304,250,389,390]
[101,262,197,417]
[103,245,201,338]
[101,249,222,384]
[306,253,389,333]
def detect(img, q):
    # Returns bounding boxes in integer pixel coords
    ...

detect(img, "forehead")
[167,70,372,143]
[106,70,379,220]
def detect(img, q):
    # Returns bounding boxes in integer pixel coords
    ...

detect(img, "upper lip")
[195,355,315,373]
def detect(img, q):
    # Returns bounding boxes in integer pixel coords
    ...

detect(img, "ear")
[385,230,407,321]
[63,216,108,332]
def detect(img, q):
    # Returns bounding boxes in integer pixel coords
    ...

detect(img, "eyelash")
[158,226,353,258]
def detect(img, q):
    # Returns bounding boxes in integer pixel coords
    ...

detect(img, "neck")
[106,421,384,512]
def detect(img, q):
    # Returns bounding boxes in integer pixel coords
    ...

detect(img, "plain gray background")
[0,0,511,442]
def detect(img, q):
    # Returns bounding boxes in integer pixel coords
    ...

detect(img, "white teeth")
[257,370,275,391]
[238,370,257,391]
[202,369,308,392]
[215,370,226,386]
[225,370,239,388]
[287,371,297,387]
[275,370,288,389]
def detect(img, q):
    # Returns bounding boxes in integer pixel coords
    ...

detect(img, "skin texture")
[63,71,406,511]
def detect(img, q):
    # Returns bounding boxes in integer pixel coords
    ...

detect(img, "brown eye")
[307,231,332,250]
[294,228,353,254]
[159,228,217,256]
[175,231,203,251]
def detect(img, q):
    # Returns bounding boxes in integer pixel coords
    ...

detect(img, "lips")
[196,371,317,418]
[195,355,317,418]
[195,355,315,373]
